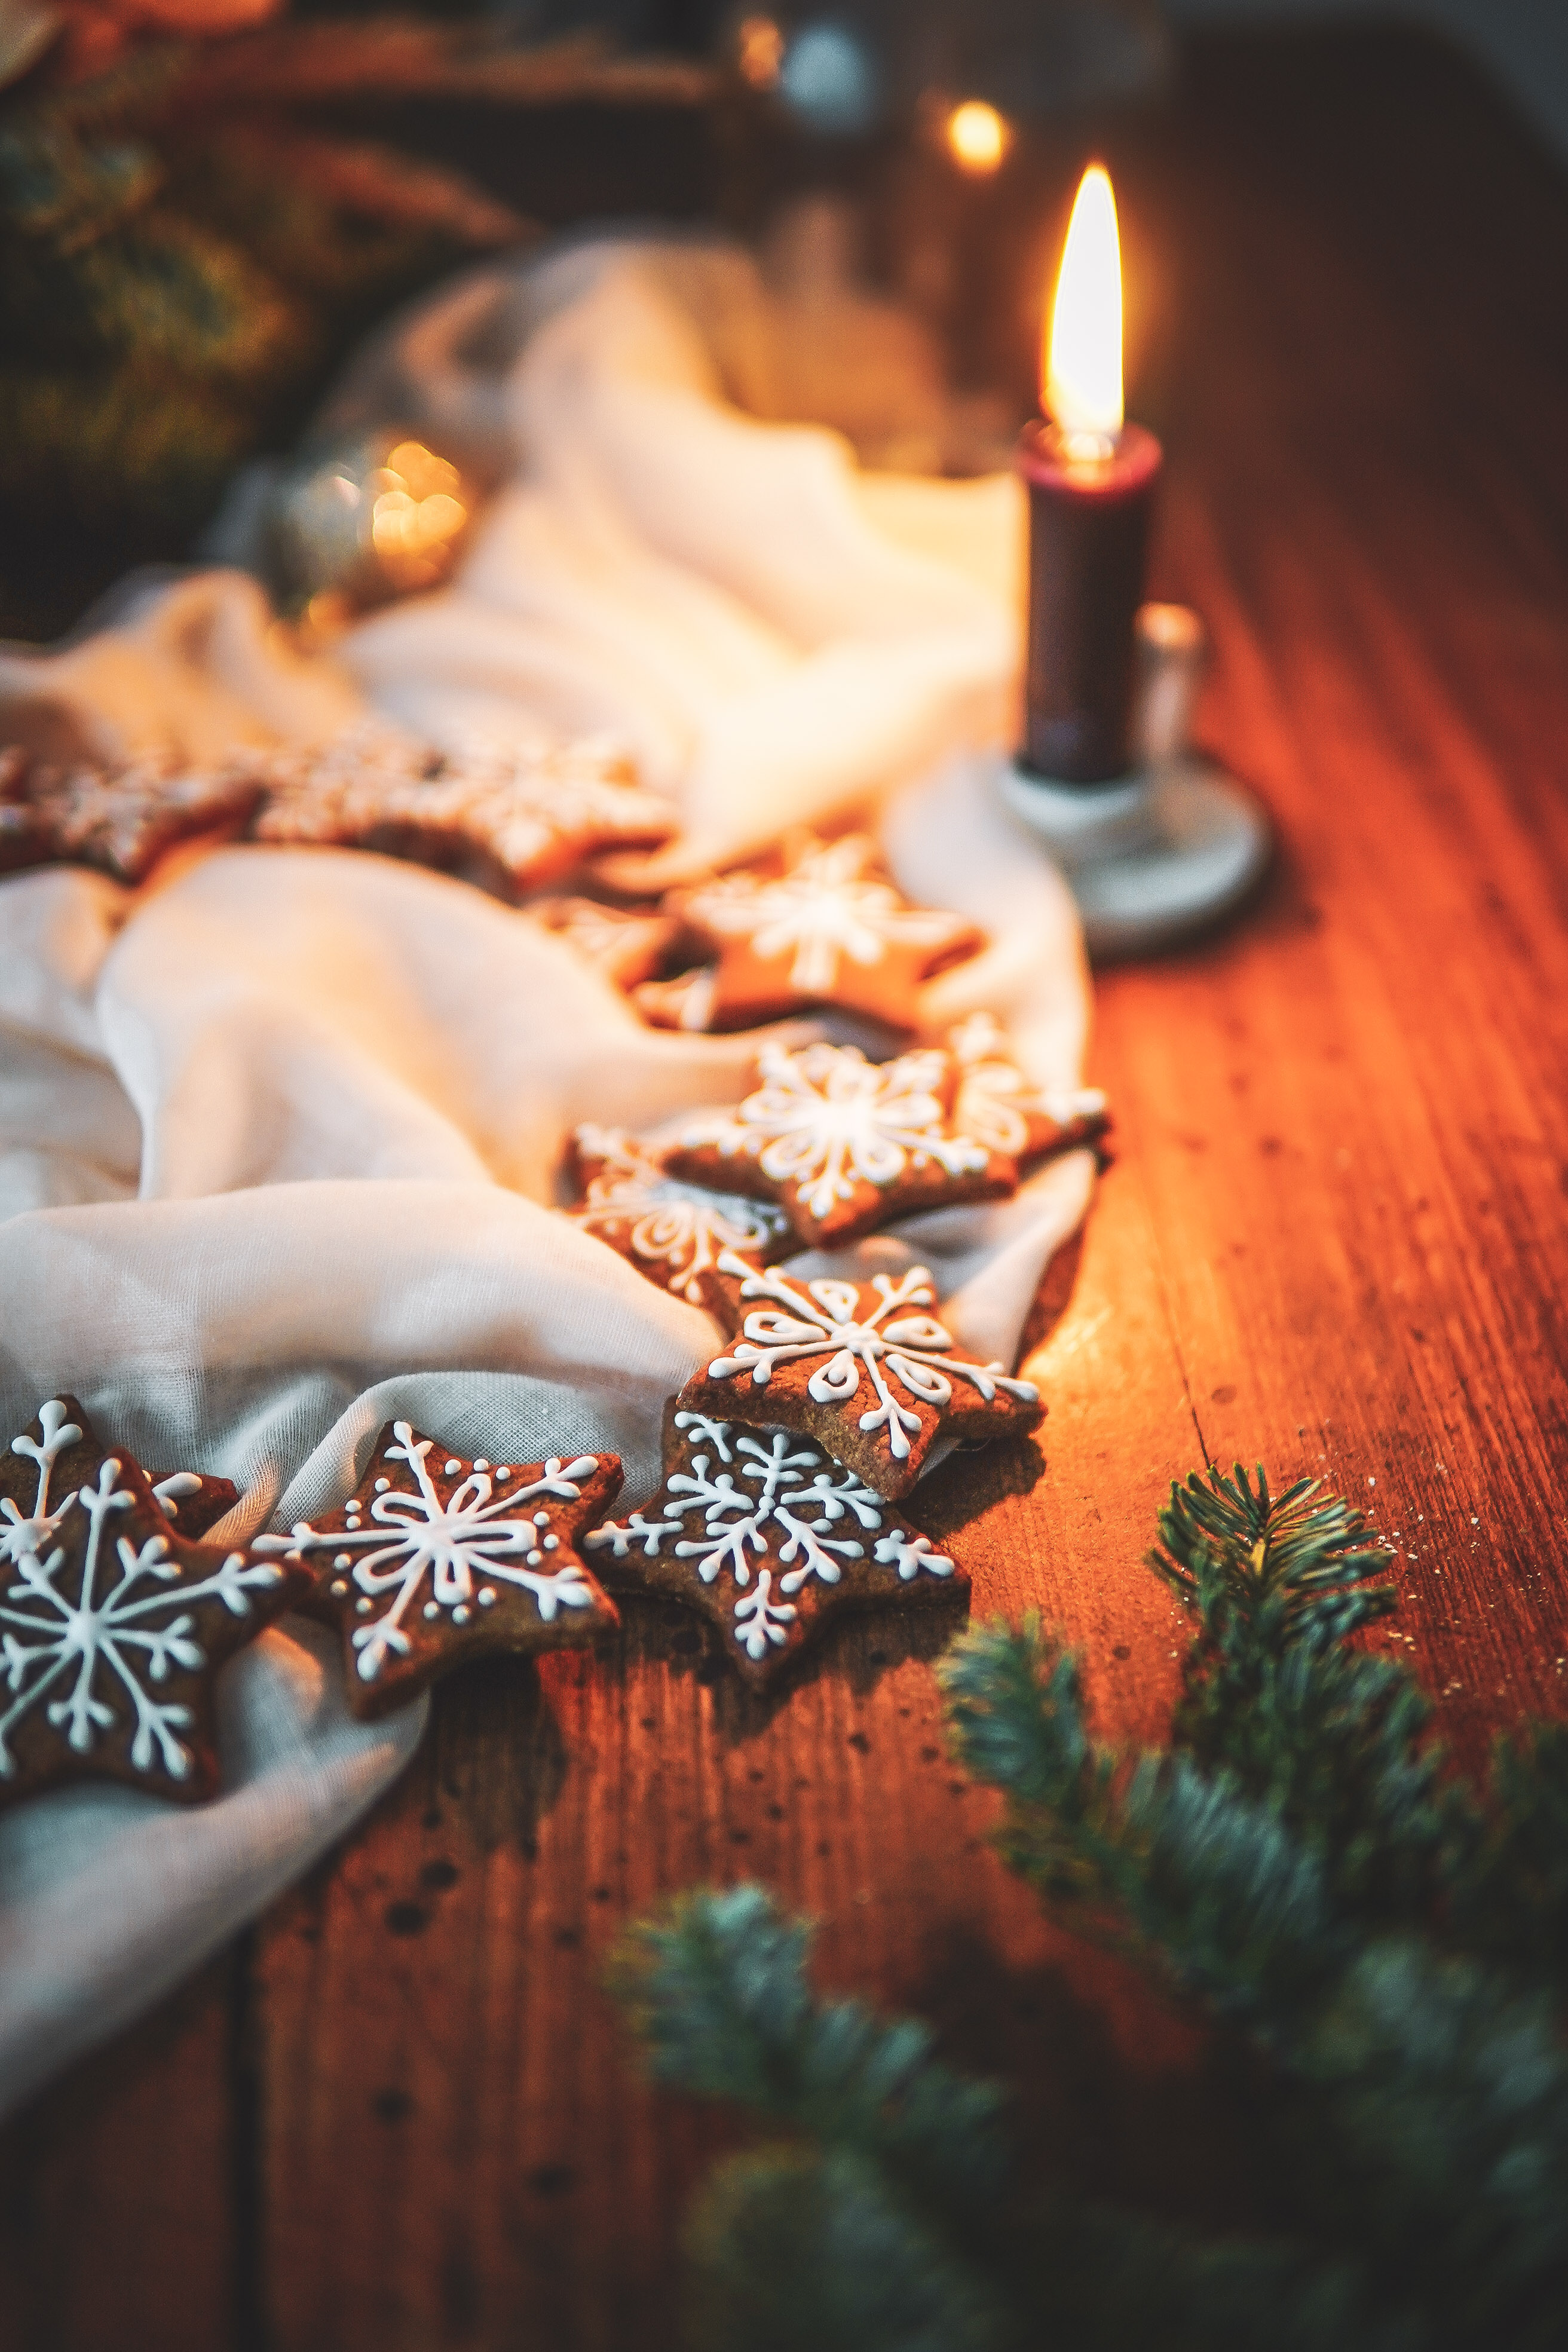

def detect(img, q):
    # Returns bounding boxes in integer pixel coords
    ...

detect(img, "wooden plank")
[1105,38,1568,1759]
[0,1957,239,2352]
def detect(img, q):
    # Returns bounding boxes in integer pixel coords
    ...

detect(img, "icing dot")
[543,1535,559,1551]
[534,1511,549,1527]
[375,1478,390,1492]
[452,1604,470,1625]
[334,1552,351,1569]
[497,1467,512,1480]
[474,1458,490,1472]
[445,1459,461,1475]
[479,1587,497,1607]
[330,1578,348,1596]
[424,1601,439,1620]
[527,1549,543,1566]
[356,1597,372,1615]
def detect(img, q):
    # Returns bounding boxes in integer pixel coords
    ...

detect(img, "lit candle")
[1017,166,1162,785]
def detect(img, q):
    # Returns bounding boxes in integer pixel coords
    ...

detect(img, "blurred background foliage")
[0,0,1560,638]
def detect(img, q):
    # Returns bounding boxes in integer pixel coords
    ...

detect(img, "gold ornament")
[267,434,473,627]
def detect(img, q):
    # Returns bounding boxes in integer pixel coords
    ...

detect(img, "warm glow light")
[736,13,784,88]
[945,99,1010,176]
[1045,164,1123,449]
[369,442,468,590]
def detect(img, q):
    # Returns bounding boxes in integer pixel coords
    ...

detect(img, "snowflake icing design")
[255,1424,601,1684]
[254,723,673,884]
[586,1413,952,1660]
[684,837,972,999]
[948,1013,1107,1160]
[0,1401,285,1782]
[696,1042,989,1227]
[570,1126,786,1303]
[707,1254,1038,1466]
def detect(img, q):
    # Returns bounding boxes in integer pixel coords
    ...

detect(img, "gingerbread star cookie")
[632,965,720,1033]
[253,721,676,895]
[0,751,267,883]
[584,1400,964,1686]
[253,1421,621,1719]
[148,1469,241,1542]
[948,1013,1108,1166]
[663,1039,1016,1248]
[679,1253,1042,1500]
[566,1125,794,1307]
[0,1396,307,1806]
[532,896,684,992]
[662,833,982,1031]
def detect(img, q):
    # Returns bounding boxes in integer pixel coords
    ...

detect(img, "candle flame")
[945,100,1010,176]
[1045,164,1123,445]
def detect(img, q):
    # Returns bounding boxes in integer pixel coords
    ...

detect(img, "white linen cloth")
[0,234,1092,2117]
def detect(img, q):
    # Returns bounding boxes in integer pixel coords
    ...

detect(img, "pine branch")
[611,1459,1568,2350]
[1445,1721,1568,1980]
[682,2145,1017,2352]
[55,22,716,127]
[611,1882,1422,2352]
[1149,1462,1396,1653]
[610,1884,1009,2231]
[1142,1464,1464,1930]
[216,121,532,248]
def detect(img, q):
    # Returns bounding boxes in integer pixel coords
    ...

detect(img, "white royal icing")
[151,1471,204,1521]
[255,723,674,884]
[586,1412,953,1660]
[0,1405,283,1781]
[948,1012,1107,1160]
[685,1041,988,1226]
[255,1426,601,1683]
[682,835,972,999]
[569,1126,788,1304]
[705,1255,1038,1466]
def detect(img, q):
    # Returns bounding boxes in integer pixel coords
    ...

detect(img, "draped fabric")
[0,236,1092,2116]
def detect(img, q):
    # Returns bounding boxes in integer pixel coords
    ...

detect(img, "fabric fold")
[0,229,1096,2118]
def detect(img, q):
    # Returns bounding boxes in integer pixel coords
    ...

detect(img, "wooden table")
[4,25,1567,2348]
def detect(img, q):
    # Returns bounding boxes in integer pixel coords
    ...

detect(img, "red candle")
[1018,167,1163,785]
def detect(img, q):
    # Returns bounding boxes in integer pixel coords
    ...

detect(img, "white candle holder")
[996,602,1270,957]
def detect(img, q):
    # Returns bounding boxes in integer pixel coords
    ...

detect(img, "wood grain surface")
[4,26,1567,2351]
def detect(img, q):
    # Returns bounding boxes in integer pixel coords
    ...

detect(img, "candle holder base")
[997,755,1270,958]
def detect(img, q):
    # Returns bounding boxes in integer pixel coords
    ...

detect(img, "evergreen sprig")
[612,1462,1568,2351]
[0,16,713,543]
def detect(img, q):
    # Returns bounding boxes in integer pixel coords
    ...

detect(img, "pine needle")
[613,1459,1568,2350]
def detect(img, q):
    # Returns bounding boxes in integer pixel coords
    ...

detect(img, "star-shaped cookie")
[632,965,719,1032]
[0,1396,307,1806]
[0,751,268,883]
[680,1253,1042,1500]
[566,1125,794,1306]
[584,1401,964,1686]
[253,721,676,895]
[663,1039,1016,1248]
[147,1469,240,1542]
[532,896,684,991]
[662,833,983,1031]
[948,1013,1108,1166]
[253,1420,621,1718]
